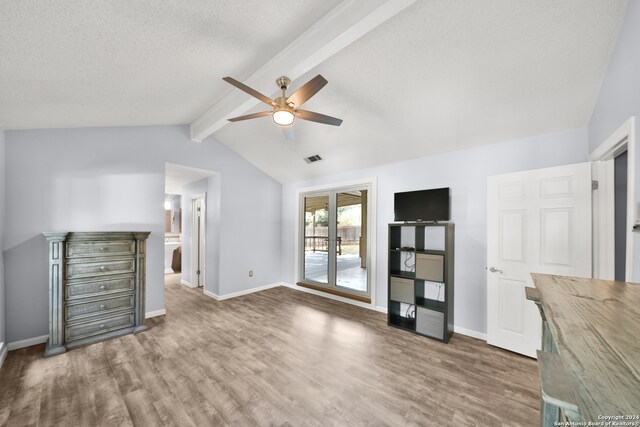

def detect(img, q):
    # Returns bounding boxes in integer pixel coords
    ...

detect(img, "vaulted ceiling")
[0,1,629,183]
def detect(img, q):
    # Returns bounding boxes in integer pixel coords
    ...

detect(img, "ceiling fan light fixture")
[223,74,342,131]
[273,109,295,126]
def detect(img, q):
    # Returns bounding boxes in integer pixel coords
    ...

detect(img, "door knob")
[489,266,503,274]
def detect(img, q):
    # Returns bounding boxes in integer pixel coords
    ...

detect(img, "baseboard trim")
[4,311,170,352]
[181,279,197,288]
[204,282,284,301]
[203,289,219,300]
[453,326,487,341]
[0,343,7,370]
[8,335,49,351]
[146,309,167,318]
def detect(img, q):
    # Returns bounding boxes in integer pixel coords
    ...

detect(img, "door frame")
[190,193,206,289]
[590,116,636,281]
[294,177,377,308]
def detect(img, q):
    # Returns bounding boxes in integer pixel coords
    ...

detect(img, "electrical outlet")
[249,270,253,277]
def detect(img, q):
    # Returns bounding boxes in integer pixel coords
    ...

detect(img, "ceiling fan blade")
[228,111,272,122]
[296,109,343,126]
[223,77,275,106]
[282,125,295,141]
[286,75,328,108]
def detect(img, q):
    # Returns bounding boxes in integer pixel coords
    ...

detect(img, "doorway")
[614,150,628,281]
[164,163,219,293]
[191,194,206,288]
[591,117,636,281]
[298,184,373,303]
[164,194,182,275]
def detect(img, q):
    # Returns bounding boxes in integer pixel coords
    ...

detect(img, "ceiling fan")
[222,75,343,135]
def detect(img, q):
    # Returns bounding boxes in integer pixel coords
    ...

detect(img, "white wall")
[4,125,282,343]
[282,128,589,335]
[0,129,6,348]
[588,0,640,281]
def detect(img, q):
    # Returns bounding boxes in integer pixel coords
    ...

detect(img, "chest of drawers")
[42,231,150,357]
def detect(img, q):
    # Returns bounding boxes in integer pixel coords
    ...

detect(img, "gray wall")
[588,0,640,281]
[282,128,589,335]
[4,125,282,343]
[0,129,5,346]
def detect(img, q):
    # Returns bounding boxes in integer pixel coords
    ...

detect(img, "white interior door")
[487,163,592,358]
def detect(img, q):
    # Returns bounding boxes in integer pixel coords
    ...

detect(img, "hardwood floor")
[0,275,540,426]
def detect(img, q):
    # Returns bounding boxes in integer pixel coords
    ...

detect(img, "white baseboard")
[374,306,388,314]
[146,309,167,318]
[204,282,284,301]
[453,326,487,341]
[0,342,7,370]
[203,289,219,300]
[4,312,168,354]
[4,311,174,351]
[8,335,48,351]
[181,279,197,288]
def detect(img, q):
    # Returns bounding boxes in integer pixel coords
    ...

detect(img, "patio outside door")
[301,187,369,299]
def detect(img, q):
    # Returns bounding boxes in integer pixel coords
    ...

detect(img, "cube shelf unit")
[387,222,454,343]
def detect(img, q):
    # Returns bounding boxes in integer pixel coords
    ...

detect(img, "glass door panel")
[300,186,370,299]
[303,194,330,284]
[336,191,368,292]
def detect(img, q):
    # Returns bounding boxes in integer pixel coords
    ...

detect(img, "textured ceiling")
[0,0,340,128]
[0,1,629,183]
[214,0,628,182]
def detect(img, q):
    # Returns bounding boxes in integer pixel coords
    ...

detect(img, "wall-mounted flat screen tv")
[394,187,450,222]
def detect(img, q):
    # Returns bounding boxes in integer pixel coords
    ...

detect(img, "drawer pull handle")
[100,266,107,271]
[100,285,106,290]
[100,324,105,329]
[99,304,106,309]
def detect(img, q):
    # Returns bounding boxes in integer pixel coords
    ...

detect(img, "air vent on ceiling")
[304,154,322,164]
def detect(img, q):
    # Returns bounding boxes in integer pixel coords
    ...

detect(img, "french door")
[299,186,370,300]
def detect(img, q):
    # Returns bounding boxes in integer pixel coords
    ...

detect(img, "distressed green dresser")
[42,231,151,357]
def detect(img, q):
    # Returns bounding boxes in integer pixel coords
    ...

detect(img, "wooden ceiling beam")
[189,0,417,143]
